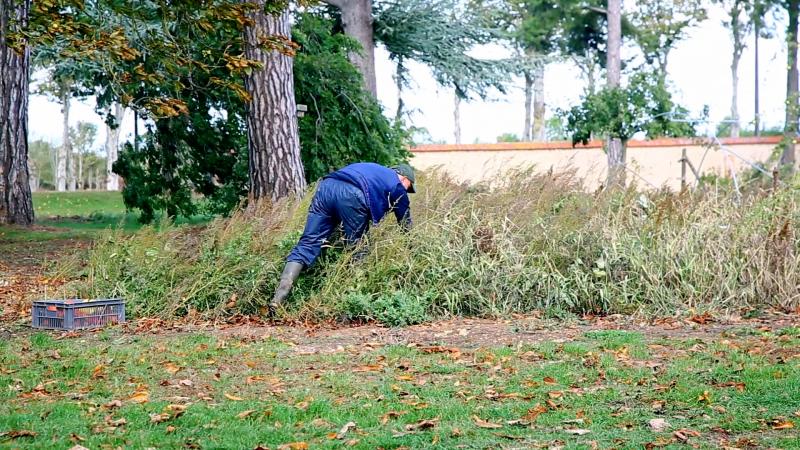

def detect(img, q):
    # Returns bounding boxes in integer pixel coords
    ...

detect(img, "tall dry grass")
[59,169,800,323]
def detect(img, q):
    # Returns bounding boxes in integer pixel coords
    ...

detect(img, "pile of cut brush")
[58,169,800,325]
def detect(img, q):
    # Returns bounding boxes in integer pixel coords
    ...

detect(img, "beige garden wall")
[410,136,782,190]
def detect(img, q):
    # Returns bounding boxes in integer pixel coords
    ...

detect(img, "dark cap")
[392,163,416,193]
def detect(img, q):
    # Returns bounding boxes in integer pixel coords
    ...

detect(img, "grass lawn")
[0,191,210,244]
[1,327,798,449]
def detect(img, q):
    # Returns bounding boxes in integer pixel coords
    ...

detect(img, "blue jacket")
[324,162,411,227]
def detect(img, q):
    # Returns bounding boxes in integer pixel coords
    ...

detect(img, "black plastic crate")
[31,298,125,330]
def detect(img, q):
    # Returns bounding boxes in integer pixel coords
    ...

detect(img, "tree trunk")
[394,59,405,121]
[522,70,532,141]
[57,84,69,191]
[754,12,761,136]
[106,103,125,191]
[77,149,83,190]
[605,0,624,188]
[68,146,76,191]
[324,0,377,96]
[243,3,306,201]
[0,0,33,225]
[783,0,799,169]
[454,92,461,144]
[532,62,546,141]
[730,52,741,138]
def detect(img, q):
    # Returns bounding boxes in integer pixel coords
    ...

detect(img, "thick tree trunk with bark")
[243,3,306,201]
[0,0,33,225]
[783,0,799,169]
[453,92,461,144]
[57,85,69,191]
[532,62,545,141]
[106,103,125,191]
[324,0,377,96]
[522,70,532,141]
[605,0,625,187]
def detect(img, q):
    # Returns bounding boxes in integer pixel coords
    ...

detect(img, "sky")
[28,2,790,150]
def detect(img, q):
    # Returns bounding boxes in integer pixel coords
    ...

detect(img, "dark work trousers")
[287,178,370,267]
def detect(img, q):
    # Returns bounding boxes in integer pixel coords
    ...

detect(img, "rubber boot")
[269,262,303,314]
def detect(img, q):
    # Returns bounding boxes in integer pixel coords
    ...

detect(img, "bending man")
[270,162,416,313]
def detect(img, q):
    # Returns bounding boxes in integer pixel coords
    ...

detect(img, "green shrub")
[340,291,431,326]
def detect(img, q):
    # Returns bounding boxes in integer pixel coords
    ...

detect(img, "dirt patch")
[0,238,88,322]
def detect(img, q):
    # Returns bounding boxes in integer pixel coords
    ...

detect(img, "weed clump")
[59,169,800,324]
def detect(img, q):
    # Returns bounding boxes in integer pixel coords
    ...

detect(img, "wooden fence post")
[680,148,687,192]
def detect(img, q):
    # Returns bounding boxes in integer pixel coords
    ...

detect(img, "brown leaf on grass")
[523,403,548,422]
[543,376,557,385]
[106,417,127,427]
[405,418,439,431]
[164,362,181,375]
[224,393,244,401]
[335,421,357,439]
[128,389,150,404]
[472,415,503,429]
[548,391,563,399]
[237,410,257,419]
[0,430,36,439]
[419,346,462,359]
[91,364,106,379]
[277,442,309,450]
[546,399,560,409]
[697,391,711,404]
[380,410,408,425]
[352,364,383,372]
[166,425,176,433]
[772,420,794,430]
[104,400,122,409]
[395,375,415,382]
[716,382,746,392]
[673,429,701,442]
[689,312,713,324]
[651,400,665,412]
[69,446,90,450]
[150,413,172,424]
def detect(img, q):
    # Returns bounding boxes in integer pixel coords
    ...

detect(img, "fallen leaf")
[107,417,127,427]
[104,400,122,409]
[405,418,439,431]
[493,432,524,440]
[164,362,181,375]
[128,390,150,404]
[524,404,549,422]
[472,415,503,429]
[673,429,701,442]
[772,420,794,430]
[1,430,36,439]
[277,442,309,450]
[224,393,244,401]
[380,410,408,425]
[150,413,171,424]
[179,379,193,386]
[352,364,383,372]
[548,391,563,399]
[336,421,357,439]
[395,375,415,382]
[69,446,90,450]
[69,433,85,442]
[91,364,105,379]
[649,418,670,432]
[697,391,711,404]
[689,312,713,324]
[565,428,591,435]
[166,425,176,433]
[543,376,557,385]
[237,410,257,419]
